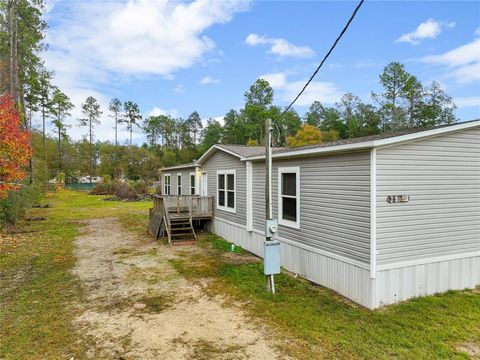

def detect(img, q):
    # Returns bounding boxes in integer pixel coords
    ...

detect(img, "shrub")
[0,185,42,230]
[89,179,149,200]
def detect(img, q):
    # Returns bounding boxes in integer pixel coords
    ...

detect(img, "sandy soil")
[72,218,285,360]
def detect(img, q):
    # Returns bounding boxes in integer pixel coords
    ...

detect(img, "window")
[164,174,171,195]
[278,167,300,229]
[190,173,196,195]
[217,170,236,212]
[177,174,182,195]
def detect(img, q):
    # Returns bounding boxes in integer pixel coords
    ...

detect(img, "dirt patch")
[456,342,480,358]
[73,218,285,359]
[223,252,262,265]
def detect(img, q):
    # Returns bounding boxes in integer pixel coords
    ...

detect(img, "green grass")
[198,232,245,254]
[1,191,479,359]
[171,234,480,359]
[0,190,151,360]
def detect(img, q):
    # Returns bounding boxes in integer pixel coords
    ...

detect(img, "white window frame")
[177,173,182,195]
[278,166,300,229]
[190,172,196,195]
[216,169,236,213]
[164,173,171,195]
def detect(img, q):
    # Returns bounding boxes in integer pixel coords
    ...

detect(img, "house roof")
[247,119,480,160]
[165,119,480,169]
[160,163,196,171]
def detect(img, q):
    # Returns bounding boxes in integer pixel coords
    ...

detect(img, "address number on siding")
[387,195,409,203]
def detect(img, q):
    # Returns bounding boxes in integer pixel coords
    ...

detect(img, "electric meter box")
[265,219,278,237]
[264,240,281,275]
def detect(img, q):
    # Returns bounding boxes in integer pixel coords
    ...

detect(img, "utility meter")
[266,219,278,238]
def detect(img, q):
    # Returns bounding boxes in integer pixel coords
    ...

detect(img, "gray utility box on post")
[264,240,281,275]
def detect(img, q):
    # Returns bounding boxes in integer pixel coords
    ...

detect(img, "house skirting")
[207,217,375,308]
[374,255,480,308]
[207,218,480,309]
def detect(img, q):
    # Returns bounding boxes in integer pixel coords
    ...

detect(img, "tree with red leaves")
[0,94,32,198]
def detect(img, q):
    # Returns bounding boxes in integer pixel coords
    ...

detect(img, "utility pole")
[264,118,280,294]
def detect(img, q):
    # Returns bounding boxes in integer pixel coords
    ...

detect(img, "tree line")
[201,61,457,150]
[1,1,458,185]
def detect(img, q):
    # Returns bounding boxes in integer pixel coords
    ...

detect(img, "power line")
[279,0,365,119]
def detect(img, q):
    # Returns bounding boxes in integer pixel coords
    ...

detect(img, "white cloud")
[259,72,287,88]
[420,38,480,84]
[48,0,250,76]
[245,33,315,58]
[396,18,455,45]
[454,96,480,107]
[41,0,249,143]
[200,76,220,85]
[148,107,179,118]
[259,72,342,106]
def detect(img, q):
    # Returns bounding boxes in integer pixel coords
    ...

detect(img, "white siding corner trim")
[278,166,301,229]
[370,148,377,279]
[246,161,253,231]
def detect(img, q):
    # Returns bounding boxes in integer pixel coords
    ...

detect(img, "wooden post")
[211,196,215,219]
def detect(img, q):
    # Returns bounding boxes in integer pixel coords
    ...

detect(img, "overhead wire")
[278,0,365,119]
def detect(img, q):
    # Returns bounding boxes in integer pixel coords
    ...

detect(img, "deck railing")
[153,195,215,219]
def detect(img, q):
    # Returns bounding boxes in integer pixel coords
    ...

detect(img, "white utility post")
[264,118,280,294]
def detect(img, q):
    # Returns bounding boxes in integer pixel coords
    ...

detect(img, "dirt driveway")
[72,218,284,359]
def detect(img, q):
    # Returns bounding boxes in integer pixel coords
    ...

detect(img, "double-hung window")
[177,174,182,195]
[190,173,196,195]
[217,170,236,213]
[278,167,300,229]
[164,174,171,195]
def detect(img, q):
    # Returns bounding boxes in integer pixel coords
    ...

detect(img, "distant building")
[77,176,103,184]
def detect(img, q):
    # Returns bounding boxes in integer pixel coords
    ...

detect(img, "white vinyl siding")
[376,127,480,265]
[278,167,300,229]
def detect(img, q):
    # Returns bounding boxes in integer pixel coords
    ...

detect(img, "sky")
[41,0,480,144]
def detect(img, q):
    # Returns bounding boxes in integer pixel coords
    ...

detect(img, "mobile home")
[158,120,480,308]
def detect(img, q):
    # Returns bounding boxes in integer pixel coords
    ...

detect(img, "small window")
[190,173,195,195]
[278,167,300,229]
[164,174,171,195]
[177,174,182,195]
[217,170,235,212]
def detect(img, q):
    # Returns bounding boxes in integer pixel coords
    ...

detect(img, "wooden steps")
[169,218,197,244]
[149,195,214,244]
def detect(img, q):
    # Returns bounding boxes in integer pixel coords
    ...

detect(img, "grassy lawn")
[173,233,480,359]
[0,190,151,360]
[1,190,479,359]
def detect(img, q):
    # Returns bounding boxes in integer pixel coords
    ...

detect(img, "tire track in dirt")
[72,218,285,359]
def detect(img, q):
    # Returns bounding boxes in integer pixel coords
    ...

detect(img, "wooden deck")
[148,195,215,243]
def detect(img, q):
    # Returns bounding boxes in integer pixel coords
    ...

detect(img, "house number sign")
[387,195,409,204]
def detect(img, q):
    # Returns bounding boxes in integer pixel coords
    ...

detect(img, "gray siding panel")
[164,168,195,195]
[252,162,265,232]
[376,127,480,265]
[252,151,371,264]
[203,151,246,225]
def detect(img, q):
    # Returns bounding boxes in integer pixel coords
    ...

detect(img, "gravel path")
[72,218,284,359]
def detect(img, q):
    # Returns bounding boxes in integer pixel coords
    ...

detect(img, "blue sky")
[42,0,480,144]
